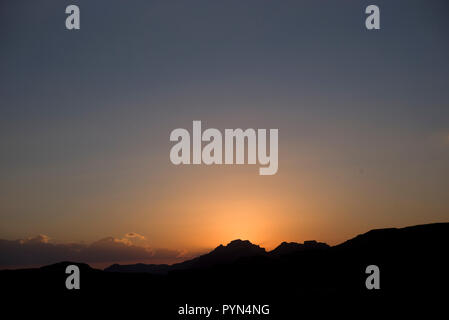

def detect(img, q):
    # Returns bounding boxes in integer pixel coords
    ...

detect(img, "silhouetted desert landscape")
[2,223,448,316]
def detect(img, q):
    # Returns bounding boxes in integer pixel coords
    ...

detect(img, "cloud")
[0,234,183,269]
[19,234,51,244]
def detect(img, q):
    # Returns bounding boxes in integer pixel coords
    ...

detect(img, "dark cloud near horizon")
[0,234,184,268]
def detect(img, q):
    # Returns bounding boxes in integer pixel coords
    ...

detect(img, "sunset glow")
[1,0,448,270]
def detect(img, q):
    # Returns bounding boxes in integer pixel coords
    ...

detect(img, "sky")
[1,0,449,268]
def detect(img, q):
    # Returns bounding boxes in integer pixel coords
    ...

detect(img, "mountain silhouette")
[335,222,448,250]
[1,222,448,316]
[270,240,329,257]
[105,263,171,274]
[104,239,330,273]
[106,239,268,274]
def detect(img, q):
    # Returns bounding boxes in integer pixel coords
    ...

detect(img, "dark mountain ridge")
[104,239,329,273]
[1,222,448,316]
[103,223,447,274]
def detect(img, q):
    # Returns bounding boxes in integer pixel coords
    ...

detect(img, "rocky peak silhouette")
[211,239,266,255]
[270,240,329,256]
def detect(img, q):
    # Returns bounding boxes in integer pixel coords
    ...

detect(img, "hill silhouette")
[105,239,330,273]
[1,222,448,317]
[106,239,267,274]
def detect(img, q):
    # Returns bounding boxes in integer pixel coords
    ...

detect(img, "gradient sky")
[1,1,449,267]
